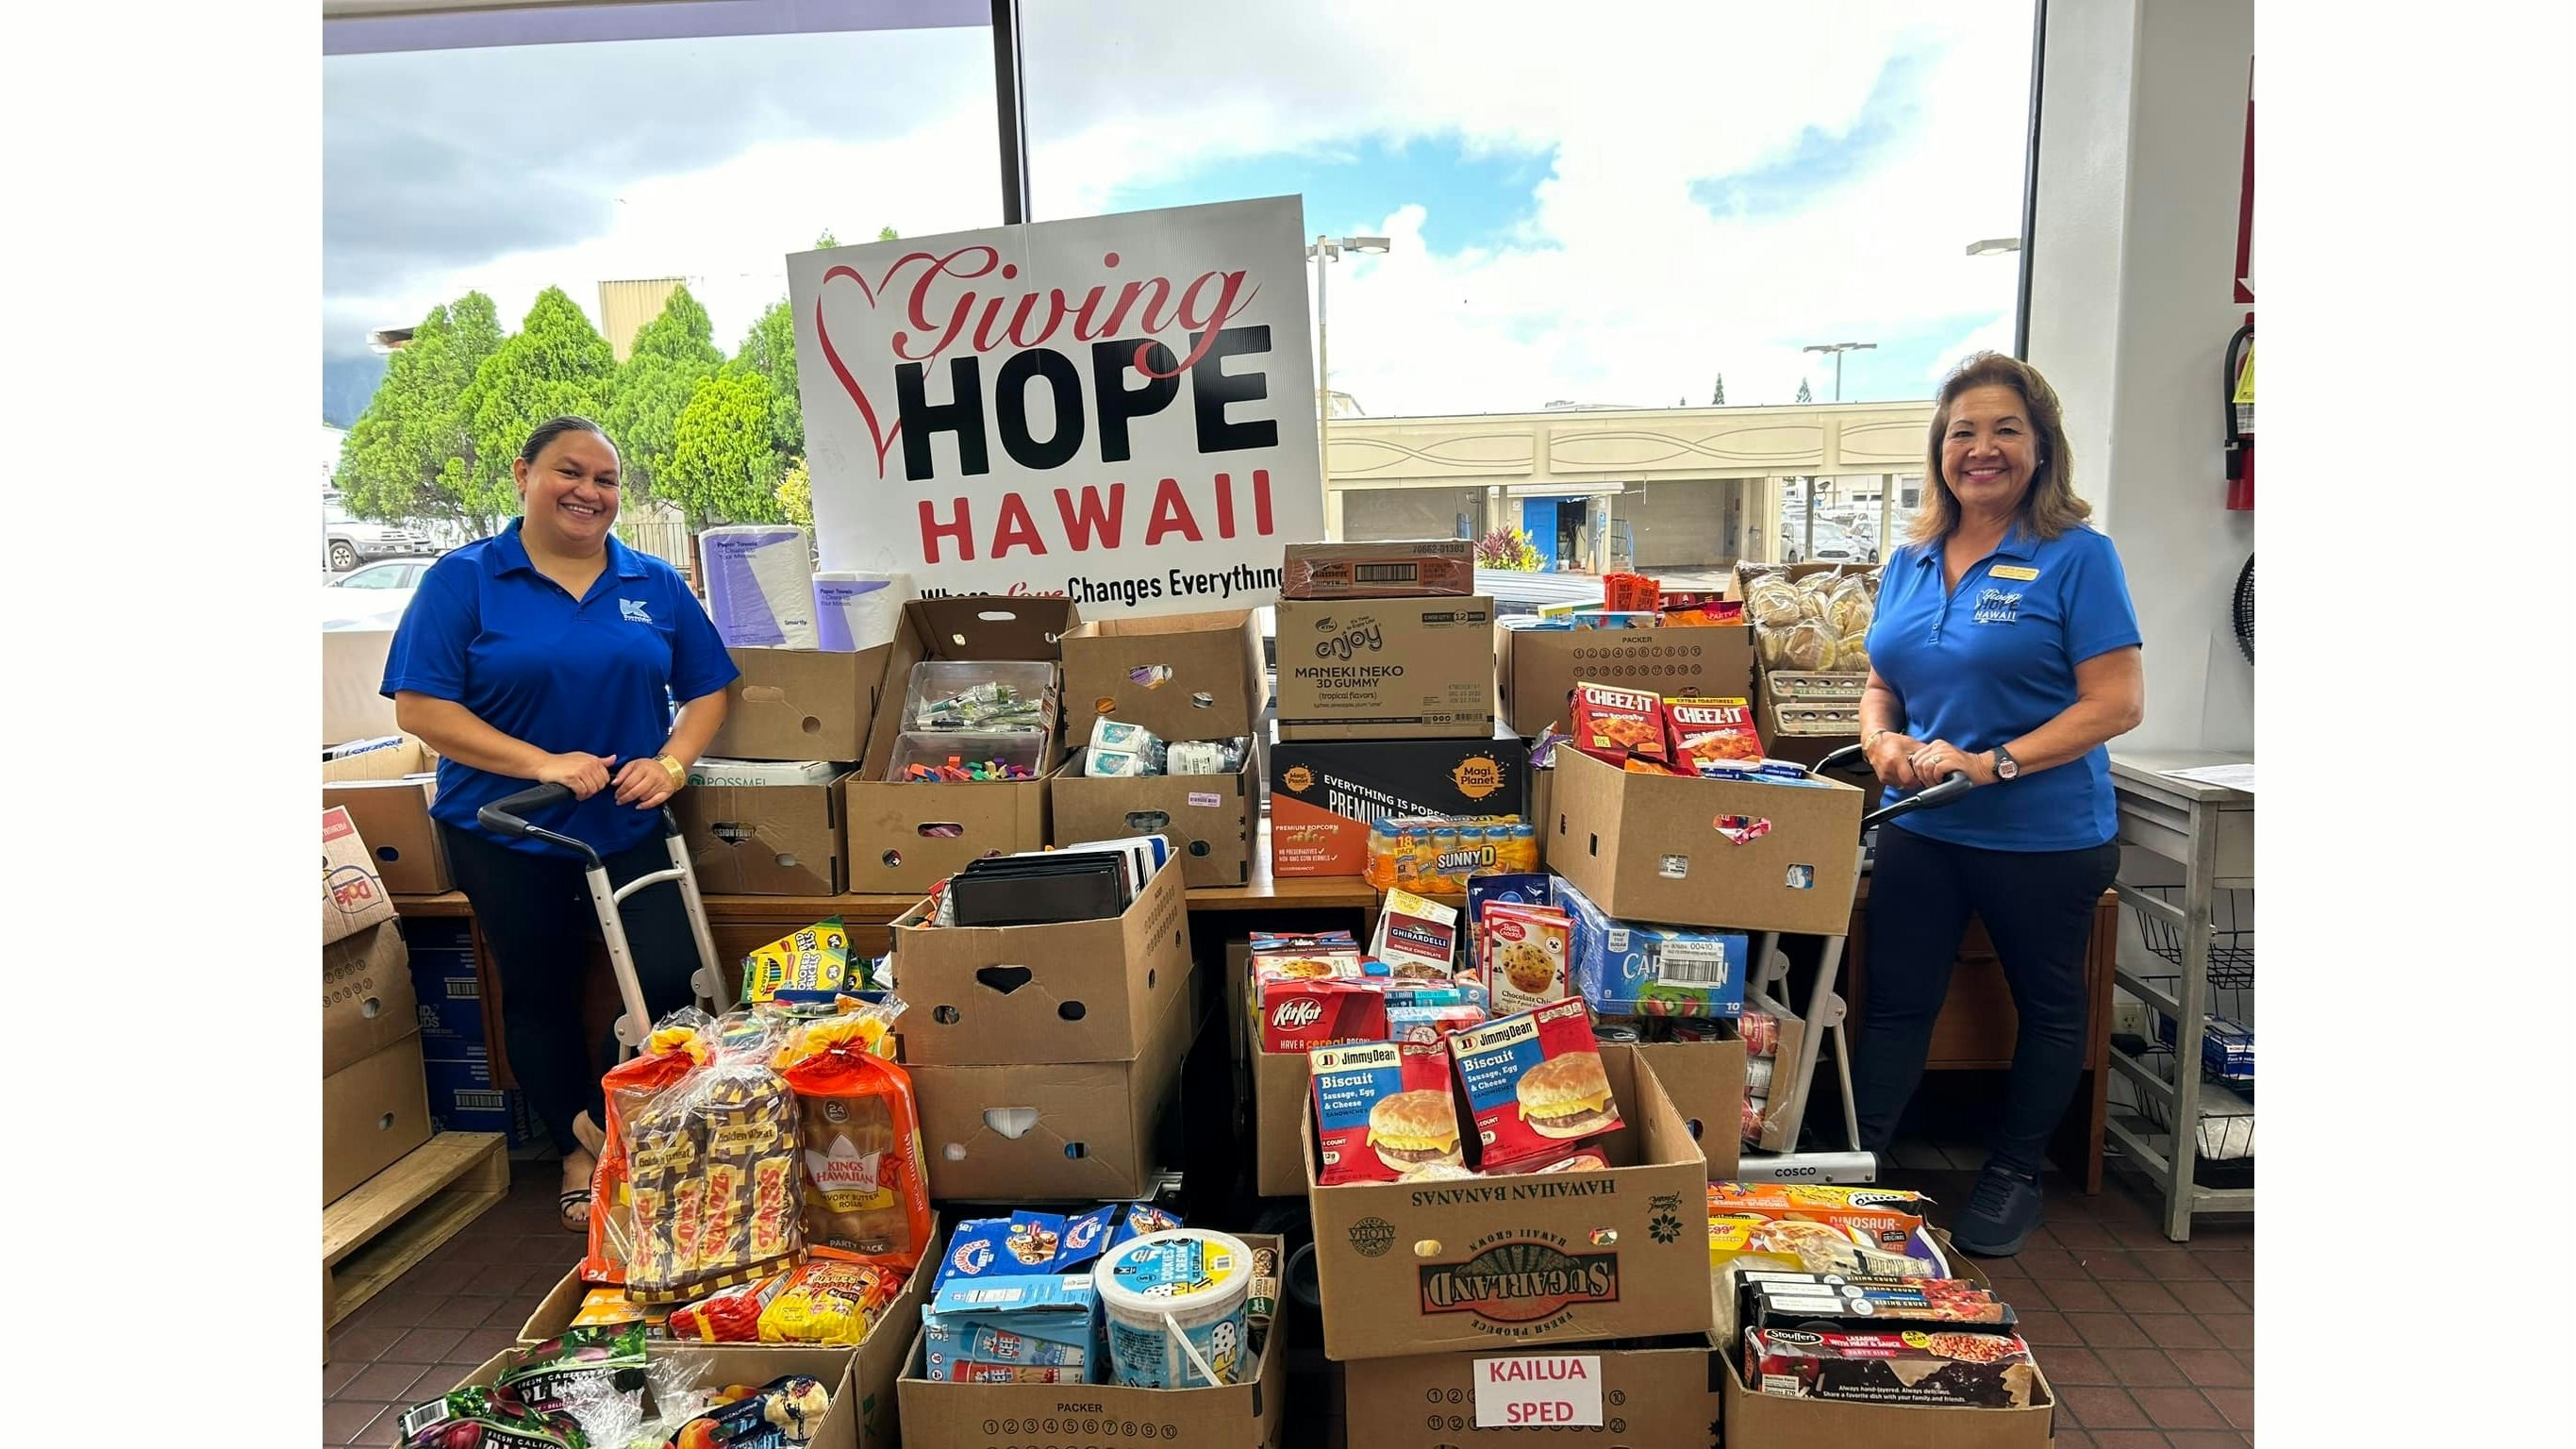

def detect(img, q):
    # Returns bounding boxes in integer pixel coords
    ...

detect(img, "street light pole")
[1803,341,1878,402]
[1307,234,1390,541]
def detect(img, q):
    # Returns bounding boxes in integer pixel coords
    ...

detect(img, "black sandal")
[557,1188,593,1233]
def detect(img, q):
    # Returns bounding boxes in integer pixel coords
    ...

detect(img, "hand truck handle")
[1865,771,1974,829]
[477,782,603,867]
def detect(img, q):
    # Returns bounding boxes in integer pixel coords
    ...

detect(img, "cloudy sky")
[324,0,2033,419]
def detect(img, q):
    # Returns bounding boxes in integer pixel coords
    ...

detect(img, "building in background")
[598,277,686,361]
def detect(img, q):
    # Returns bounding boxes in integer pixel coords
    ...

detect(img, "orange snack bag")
[773,1000,934,1264]
[584,1012,717,1286]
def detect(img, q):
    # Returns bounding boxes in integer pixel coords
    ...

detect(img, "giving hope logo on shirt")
[1972,588,2023,625]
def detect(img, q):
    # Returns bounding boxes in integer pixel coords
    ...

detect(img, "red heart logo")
[812,257,921,480]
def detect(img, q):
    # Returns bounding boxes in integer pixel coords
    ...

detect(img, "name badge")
[1990,564,2041,581]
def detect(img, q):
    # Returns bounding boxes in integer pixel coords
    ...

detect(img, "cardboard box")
[1059,608,1267,743]
[324,1031,430,1205]
[1340,1337,1721,1449]
[410,948,488,1064]
[516,1224,940,1445]
[911,979,1196,1203]
[1547,746,1864,937]
[323,627,399,746]
[1717,1340,2057,1449]
[1632,1039,1747,1174]
[1755,667,1862,763]
[895,1235,1288,1449]
[444,1345,874,1449]
[890,857,1192,1066]
[673,771,852,895]
[323,919,419,1078]
[424,1054,506,1123]
[1302,1043,1713,1361]
[1282,538,1474,600]
[1252,1041,1312,1199]
[1273,596,1497,740]
[1269,727,1530,877]
[323,805,399,946]
[845,598,1079,895]
[1496,621,1757,739]
[323,737,452,894]
[706,642,890,763]
[1049,754,1256,889]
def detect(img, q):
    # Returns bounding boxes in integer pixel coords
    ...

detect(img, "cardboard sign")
[789,198,1323,617]
[1472,1355,1603,1428]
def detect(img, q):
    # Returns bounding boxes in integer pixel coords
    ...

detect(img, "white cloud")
[326,1,2035,415]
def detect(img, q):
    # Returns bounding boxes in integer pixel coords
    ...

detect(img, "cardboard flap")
[323,737,435,783]
[909,596,1081,660]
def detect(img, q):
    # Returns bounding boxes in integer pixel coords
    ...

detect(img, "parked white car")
[324,557,436,629]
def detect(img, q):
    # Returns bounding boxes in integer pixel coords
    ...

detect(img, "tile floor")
[324,1154,2252,1449]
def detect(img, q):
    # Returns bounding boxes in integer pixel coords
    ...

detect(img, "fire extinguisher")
[2223,321,2254,510]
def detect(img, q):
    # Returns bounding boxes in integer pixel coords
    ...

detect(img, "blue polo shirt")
[381,520,739,858]
[1866,523,2140,852]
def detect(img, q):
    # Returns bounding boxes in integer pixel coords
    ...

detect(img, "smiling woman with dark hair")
[1852,352,2146,1258]
[381,416,738,1231]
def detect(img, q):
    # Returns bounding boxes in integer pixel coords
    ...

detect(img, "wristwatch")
[656,754,687,788]
[1991,744,2020,781]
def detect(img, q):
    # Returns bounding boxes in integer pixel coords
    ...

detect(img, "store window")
[322,16,1002,561]
[1023,0,2036,591]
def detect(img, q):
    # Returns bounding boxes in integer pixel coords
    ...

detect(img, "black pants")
[440,821,706,1159]
[1850,824,2120,1176]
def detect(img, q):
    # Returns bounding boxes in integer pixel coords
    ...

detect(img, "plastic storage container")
[886,731,1052,783]
[900,660,1059,733]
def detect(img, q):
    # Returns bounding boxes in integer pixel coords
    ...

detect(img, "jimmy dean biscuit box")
[1310,1041,1461,1185]
[1447,998,1620,1172]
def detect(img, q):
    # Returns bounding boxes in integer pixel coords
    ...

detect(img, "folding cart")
[476,781,729,1058]
[1731,746,1970,1185]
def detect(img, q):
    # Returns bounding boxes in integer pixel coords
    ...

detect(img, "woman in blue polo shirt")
[383,416,740,1231]
[1853,353,2145,1257]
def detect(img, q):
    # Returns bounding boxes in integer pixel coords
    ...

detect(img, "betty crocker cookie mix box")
[1446,997,1621,1171]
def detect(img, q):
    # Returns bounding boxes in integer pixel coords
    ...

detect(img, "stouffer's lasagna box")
[1301,1042,1712,1362]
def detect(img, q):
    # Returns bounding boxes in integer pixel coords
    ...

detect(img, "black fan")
[2232,555,2253,663]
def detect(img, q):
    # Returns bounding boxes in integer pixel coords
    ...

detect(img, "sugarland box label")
[1418,1231,1621,1334]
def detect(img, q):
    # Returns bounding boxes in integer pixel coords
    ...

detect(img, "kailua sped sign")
[1472,1355,1604,1427]
[788,196,1323,617]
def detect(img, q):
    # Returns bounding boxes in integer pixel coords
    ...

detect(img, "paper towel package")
[815,571,915,653]
[703,525,819,649]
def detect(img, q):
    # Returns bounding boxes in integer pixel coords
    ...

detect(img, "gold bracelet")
[656,754,687,788]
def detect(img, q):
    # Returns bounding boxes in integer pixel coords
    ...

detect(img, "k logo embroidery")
[1972,588,2022,625]
[620,598,653,624]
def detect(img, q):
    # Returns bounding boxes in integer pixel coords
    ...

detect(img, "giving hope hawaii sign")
[787,196,1325,617]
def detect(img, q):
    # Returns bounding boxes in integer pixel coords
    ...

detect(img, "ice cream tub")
[1097,1228,1256,1389]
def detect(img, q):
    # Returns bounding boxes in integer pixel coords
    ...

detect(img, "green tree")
[1795,377,1813,404]
[334,292,503,528]
[661,371,787,527]
[815,229,839,249]
[775,457,813,530]
[1710,374,1726,406]
[607,285,723,500]
[452,288,616,530]
[878,225,899,242]
[732,300,803,460]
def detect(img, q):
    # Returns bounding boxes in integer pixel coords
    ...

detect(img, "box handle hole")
[881,849,903,867]
[1064,1141,1088,1159]
[982,1107,1039,1139]
[1191,691,1215,708]
[1124,810,1172,831]
[1057,1002,1087,1022]
[916,823,964,838]
[1132,664,1173,689]
[932,1005,961,1025]
[974,966,1033,995]
[359,995,383,1020]
[1188,840,1209,857]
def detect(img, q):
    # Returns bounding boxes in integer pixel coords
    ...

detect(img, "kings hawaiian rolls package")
[1446,997,1621,1171]
[1309,1041,1462,1185]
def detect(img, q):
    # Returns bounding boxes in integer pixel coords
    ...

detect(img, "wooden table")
[393,824,1392,1091]
[1841,879,2121,1194]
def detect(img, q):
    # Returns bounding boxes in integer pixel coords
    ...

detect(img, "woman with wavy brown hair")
[1851,352,2146,1256]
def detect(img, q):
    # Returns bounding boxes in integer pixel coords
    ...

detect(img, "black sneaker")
[1951,1163,2045,1257]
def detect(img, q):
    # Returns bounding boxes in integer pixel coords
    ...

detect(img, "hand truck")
[477,781,728,1059]
[1731,745,1971,1185]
